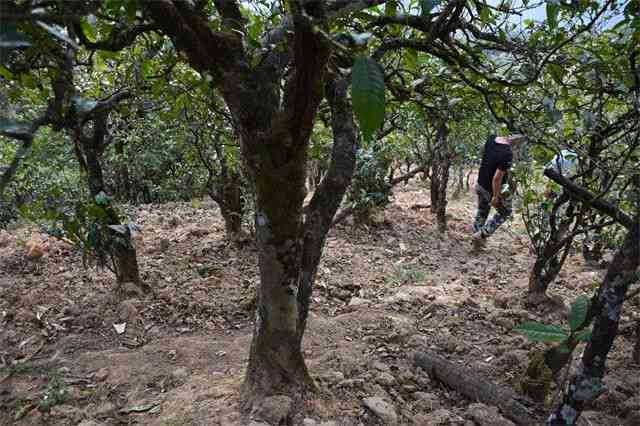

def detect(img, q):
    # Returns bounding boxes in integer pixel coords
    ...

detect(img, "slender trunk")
[115,139,130,201]
[74,115,144,293]
[633,320,640,365]
[219,169,244,237]
[548,218,639,425]
[430,123,450,233]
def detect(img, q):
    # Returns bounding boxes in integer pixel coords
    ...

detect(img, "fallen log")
[414,350,543,425]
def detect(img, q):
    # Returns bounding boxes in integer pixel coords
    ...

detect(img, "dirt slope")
[1,181,638,425]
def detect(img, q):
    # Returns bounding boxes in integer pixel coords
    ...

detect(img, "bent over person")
[472,133,526,249]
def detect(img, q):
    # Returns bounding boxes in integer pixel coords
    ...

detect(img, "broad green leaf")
[80,17,97,43]
[404,48,418,70]
[569,296,590,331]
[351,56,385,141]
[548,63,564,84]
[513,321,568,342]
[480,6,491,23]
[0,66,13,80]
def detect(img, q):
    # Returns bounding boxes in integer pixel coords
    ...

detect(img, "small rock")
[78,421,100,426]
[412,392,442,412]
[466,403,514,426]
[371,360,390,372]
[251,395,293,424]
[319,422,338,426]
[494,295,510,309]
[444,335,458,353]
[319,371,344,384]
[348,297,370,307]
[408,334,429,348]
[0,230,10,247]
[428,408,457,425]
[496,317,515,330]
[171,367,189,381]
[303,419,318,426]
[94,402,116,417]
[363,396,398,424]
[94,367,110,382]
[376,372,396,386]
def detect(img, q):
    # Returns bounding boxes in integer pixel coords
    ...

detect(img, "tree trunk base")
[414,350,542,425]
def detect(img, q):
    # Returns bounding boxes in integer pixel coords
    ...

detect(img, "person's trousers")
[473,185,512,237]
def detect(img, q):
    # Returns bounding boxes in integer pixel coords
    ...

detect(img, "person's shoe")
[471,231,487,251]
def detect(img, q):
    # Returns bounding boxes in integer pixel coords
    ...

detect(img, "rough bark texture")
[429,123,451,233]
[414,350,542,425]
[633,320,640,365]
[548,218,639,425]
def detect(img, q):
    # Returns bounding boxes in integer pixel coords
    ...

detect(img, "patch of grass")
[38,373,69,412]
[384,263,427,286]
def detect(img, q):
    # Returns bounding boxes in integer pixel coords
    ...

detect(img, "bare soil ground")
[1,180,638,426]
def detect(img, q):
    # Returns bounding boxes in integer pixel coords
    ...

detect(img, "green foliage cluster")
[514,295,593,352]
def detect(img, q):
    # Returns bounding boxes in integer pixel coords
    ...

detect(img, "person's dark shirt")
[477,135,513,194]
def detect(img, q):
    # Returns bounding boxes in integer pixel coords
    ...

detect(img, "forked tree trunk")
[549,218,639,425]
[527,194,576,305]
[242,75,354,407]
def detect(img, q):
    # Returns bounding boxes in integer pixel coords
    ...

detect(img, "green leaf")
[404,48,418,70]
[351,56,385,141]
[546,1,560,29]
[569,295,590,332]
[574,329,592,342]
[80,17,97,43]
[513,321,568,342]
[0,66,13,80]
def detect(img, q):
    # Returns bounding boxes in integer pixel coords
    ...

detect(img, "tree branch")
[543,168,634,229]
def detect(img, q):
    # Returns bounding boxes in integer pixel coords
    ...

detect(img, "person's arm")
[491,169,504,207]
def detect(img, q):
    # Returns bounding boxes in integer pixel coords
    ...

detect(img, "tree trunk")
[548,218,639,425]
[242,72,353,408]
[73,114,144,294]
[527,195,576,305]
[115,139,131,201]
[218,169,245,238]
[633,320,640,365]
[429,123,450,233]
